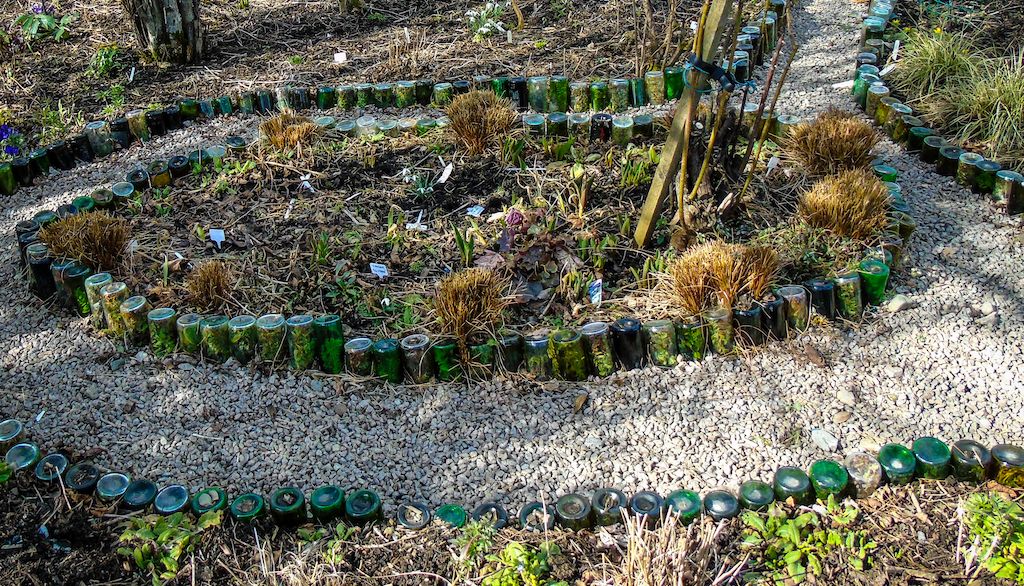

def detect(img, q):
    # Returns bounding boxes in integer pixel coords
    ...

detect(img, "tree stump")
[122,0,203,64]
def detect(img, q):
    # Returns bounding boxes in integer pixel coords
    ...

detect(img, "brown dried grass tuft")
[434,268,509,356]
[798,168,892,241]
[186,260,234,311]
[446,90,518,155]
[782,109,879,176]
[37,211,131,271]
[667,242,779,314]
[260,113,321,151]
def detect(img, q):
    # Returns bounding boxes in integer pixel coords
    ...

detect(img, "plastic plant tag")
[128,66,136,83]
[690,20,698,31]
[284,198,295,220]
[831,80,855,89]
[506,30,512,43]
[300,173,315,193]
[588,279,603,306]
[891,40,900,61]
[766,156,780,176]
[334,51,347,64]
[370,263,389,279]
[879,64,896,76]
[405,210,427,231]
[438,162,454,184]
[35,409,45,423]
[466,205,485,217]
[209,229,225,249]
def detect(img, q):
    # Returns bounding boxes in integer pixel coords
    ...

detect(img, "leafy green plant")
[452,520,498,583]
[86,44,121,78]
[964,492,1024,583]
[620,145,659,187]
[322,523,358,565]
[741,498,876,585]
[629,249,671,290]
[482,541,565,586]
[404,169,435,202]
[0,461,11,485]
[311,230,332,266]
[98,84,126,117]
[15,9,77,45]
[117,511,222,586]
[288,55,304,65]
[366,11,389,23]
[454,225,476,268]
[34,101,84,144]
[502,136,527,169]
[889,30,983,103]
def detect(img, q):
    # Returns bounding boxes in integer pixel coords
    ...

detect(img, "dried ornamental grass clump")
[434,268,509,354]
[185,260,234,310]
[667,242,779,313]
[783,109,879,176]
[260,113,320,151]
[37,211,130,271]
[446,90,518,155]
[798,169,891,241]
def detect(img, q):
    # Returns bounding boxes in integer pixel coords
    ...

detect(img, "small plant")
[86,44,121,78]
[366,11,388,23]
[98,84,126,117]
[619,145,659,187]
[466,2,508,41]
[452,520,497,582]
[741,498,876,584]
[14,3,77,45]
[0,461,11,485]
[288,55,304,65]
[482,541,565,586]
[186,260,234,310]
[34,100,84,144]
[260,113,320,151]
[402,168,436,201]
[501,136,527,169]
[311,230,332,266]
[755,222,863,282]
[447,90,519,155]
[38,211,131,271]
[454,226,476,268]
[117,511,222,586]
[0,123,24,160]
[782,109,879,176]
[798,168,891,241]
[963,492,1024,583]
[322,522,358,565]
[435,268,508,358]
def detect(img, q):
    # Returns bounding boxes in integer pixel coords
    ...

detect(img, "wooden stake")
[633,0,735,248]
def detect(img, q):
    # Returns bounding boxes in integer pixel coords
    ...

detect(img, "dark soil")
[895,0,1024,55]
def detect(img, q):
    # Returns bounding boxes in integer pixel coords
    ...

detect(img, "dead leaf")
[802,342,826,368]
[573,393,589,414]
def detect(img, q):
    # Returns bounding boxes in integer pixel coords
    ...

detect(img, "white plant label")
[370,263,390,279]
[588,279,603,306]
[891,40,900,61]
[879,63,896,76]
[284,198,296,220]
[438,162,454,184]
[209,228,225,249]
[507,30,512,43]
[690,20,698,31]
[831,80,855,90]
[466,204,485,217]
[334,51,347,64]
[766,156,780,176]
[405,210,427,231]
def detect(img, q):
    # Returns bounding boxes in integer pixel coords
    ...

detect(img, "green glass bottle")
[286,315,316,370]
[176,313,202,353]
[0,163,16,196]
[834,272,863,321]
[270,487,307,525]
[200,315,231,363]
[432,337,463,381]
[589,81,609,112]
[858,259,890,306]
[228,315,258,364]
[527,76,548,112]
[608,79,630,113]
[345,489,383,524]
[491,76,510,97]
[547,75,569,113]
[497,329,524,373]
[435,503,468,528]
[992,444,1024,487]
[956,152,984,188]
[373,83,394,108]
[336,85,356,110]
[468,334,495,380]
[230,493,266,522]
[63,264,92,317]
[644,71,665,105]
[256,314,287,364]
[569,81,590,112]
[191,487,228,516]
[912,437,951,480]
[310,486,346,521]
[951,440,991,483]
[629,77,648,107]
[703,490,740,521]
[372,338,403,383]
[809,460,849,499]
[664,66,684,100]
[99,281,129,337]
[523,333,552,380]
[643,319,677,367]
[550,329,587,381]
[554,493,592,530]
[580,322,615,377]
[394,81,416,108]
[877,443,916,484]
[314,315,345,374]
[675,317,705,361]
[738,480,774,511]
[704,308,735,354]
[777,285,809,332]
[663,489,701,524]
[148,307,177,358]
[316,86,336,110]
[611,115,633,146]
[355,83,374,107]
[773,466,813,505]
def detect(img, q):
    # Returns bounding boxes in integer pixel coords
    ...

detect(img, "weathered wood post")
[121,0,204,64]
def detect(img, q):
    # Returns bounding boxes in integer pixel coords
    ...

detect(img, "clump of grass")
[37,211,130,271]
[755,222,864,282]
[889,30,984,103]
[434,268,508,357]
[782,109,879,176]
[446,90,518,155]
[617,509,742,586]
[186,260,234,310]
[667,242,779,313]
[930,53,1024,168]
[798,169,891,241]
[260,113,320,151]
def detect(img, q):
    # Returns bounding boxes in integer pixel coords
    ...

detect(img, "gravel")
[1,0,1022,513]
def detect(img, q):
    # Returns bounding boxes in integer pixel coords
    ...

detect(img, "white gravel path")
[1,0,1021,512]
